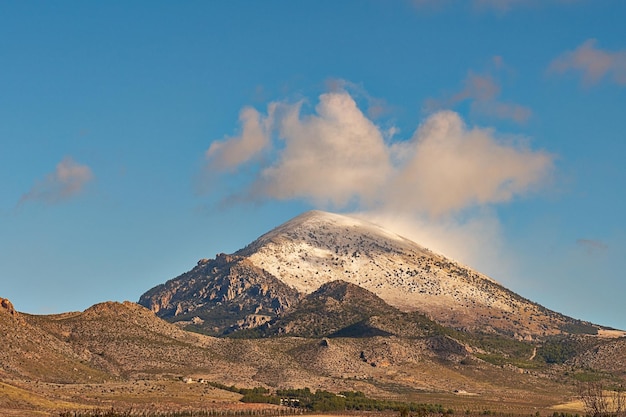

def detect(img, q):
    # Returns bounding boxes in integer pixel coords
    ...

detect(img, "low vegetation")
[537,338,583,364]
[209,384,452,414]
[59,409,297,417]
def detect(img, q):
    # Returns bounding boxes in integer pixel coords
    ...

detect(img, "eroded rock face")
[138,254,300,336]
[0,297,16,317]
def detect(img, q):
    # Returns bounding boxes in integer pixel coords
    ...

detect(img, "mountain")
[142,210,601,338]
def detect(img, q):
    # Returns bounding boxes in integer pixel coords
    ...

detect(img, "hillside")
[0,297,108,384]
[2,294,626,417]
[244,280,445,339]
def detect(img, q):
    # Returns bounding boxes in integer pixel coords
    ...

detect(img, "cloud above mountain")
[206,89,552,217]
[18,157,94,206]
[387,110,551,216]
[257,93,392,207]
[204,87,554,269]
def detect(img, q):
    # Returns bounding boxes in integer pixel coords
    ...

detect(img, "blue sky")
[1,1,625,330]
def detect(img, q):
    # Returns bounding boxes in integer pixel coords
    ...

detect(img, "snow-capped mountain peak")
[236,210,579,337]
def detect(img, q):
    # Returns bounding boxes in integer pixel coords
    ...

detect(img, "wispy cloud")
[425,60,532,123]
[18,157,94,206]
[206,106,274,171]
[549,39,626,86]
[412,0,580,13]
[410,0,452,12]
[357,208,509,279]
[473,0,536,11]
[576,238,609,254]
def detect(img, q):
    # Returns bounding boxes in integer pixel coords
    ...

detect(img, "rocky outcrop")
[571,337,626,373]
[139,254,300,335]
[0,297,16,317]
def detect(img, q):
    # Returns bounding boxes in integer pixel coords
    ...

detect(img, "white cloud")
[258,92,392,207]
[19,157,94,205]
[207,89,552,217]
[205,105,274,170]
[549,39,626,86]
[388,111,552,216]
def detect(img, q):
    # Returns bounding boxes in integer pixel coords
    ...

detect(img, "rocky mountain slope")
[142,210,600,338]
[237,211,602,337]
[139,253,301,335]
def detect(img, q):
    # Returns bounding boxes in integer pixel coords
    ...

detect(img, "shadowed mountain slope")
[244,280,446,339]
[139,253,301,335]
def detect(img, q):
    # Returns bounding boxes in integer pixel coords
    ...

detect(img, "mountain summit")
[141,210,598,338]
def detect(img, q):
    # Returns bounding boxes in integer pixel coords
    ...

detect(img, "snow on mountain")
[236,210,584,337]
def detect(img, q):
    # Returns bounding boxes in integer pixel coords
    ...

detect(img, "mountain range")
[2,210,625,417]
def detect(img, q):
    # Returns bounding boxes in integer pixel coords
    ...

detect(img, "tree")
[578,382,626,417]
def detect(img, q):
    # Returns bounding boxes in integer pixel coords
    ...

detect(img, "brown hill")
[246,280,444,339]
[0,297,107,384]
[2,295,625,417]
[27,300,224,379]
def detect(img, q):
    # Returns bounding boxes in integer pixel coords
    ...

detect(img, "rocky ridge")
[247,280,446,339]
[249,280,397,338]
[1,297,16,317]
[139,253,301,335]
